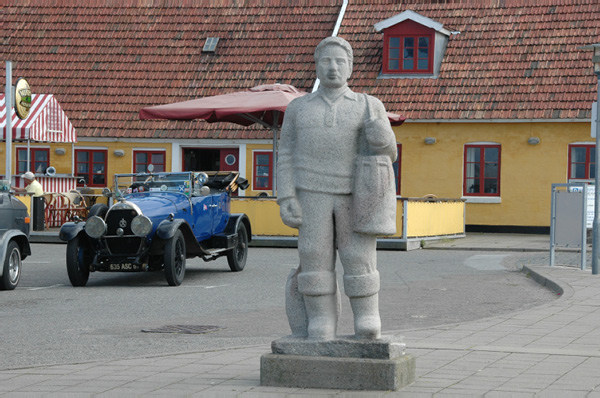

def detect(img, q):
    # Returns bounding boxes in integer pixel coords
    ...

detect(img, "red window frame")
[75,149,107,187]
[16,147,49,174]
[463,145,501,196]
[568,144,596,181]
[133,150,166,173]
[382,20,434,75]
[253,151,273,191]
[392,144,402,195]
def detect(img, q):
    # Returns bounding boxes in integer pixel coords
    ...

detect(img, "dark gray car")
[0,191,32,290]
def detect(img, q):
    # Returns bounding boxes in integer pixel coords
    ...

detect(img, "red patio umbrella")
[139,83,405,127]
[139,83,306,130]
[139,84,405,195]
[140,84,306,195]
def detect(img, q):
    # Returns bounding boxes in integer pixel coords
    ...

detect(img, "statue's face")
[316,44,351,89]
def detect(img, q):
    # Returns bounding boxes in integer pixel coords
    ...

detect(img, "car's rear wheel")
[0,241,21,290]
[66,236,91,287]
[164,229,186,286]
[227,222,248,272]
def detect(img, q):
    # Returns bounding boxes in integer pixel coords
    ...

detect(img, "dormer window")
[388,36,430,72]
[384,22,434,74]
[375,10,454,78]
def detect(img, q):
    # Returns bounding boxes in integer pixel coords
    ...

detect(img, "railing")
[231,196,466,245]
[44,192,89,228]
[15,191,89,229]
[400,197,466,239]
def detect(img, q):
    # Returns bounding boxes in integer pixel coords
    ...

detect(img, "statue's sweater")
[277,89,396,201]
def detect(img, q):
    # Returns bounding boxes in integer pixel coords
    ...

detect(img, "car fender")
[0,230,31,277]
[224,214,252,242]
[59,222,86,242]
[156,219,190,240]
[155,219,205,256]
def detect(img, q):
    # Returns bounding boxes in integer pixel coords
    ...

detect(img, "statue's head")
[314,37,353,88]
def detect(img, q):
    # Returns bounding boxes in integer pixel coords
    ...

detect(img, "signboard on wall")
[14,78,31,120]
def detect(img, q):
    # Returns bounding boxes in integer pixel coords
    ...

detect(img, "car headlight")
[196,172,208,185]
[85,216,106,239]
[131,215,152,237]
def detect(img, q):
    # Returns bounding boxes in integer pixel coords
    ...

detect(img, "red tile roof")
[343,0,600,120]
[2,1,600,140]
[2,1,341,139]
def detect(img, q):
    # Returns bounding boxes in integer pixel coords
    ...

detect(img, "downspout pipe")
[312,0,348,93]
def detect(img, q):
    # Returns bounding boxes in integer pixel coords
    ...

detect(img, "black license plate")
[108,263,141,271]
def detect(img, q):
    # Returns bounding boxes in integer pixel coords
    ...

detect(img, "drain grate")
[141,325,225,334]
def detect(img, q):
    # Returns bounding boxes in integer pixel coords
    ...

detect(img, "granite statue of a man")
[277,37,397,341]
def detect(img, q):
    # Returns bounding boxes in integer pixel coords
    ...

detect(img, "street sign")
[551,183,587,270]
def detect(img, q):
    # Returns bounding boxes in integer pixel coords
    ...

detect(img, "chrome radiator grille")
[105,208,142,255]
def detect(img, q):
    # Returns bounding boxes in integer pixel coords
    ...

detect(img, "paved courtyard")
[3,234,600,396]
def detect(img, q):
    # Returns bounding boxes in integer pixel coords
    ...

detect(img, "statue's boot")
[345,271,381,339]
[349,294,381,339]
[303,294,338,340]
[298,271,339,340]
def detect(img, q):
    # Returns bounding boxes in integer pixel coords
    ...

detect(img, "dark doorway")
[182,148,239,172]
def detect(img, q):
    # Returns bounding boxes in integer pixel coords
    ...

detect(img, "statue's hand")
[279,197,302,228]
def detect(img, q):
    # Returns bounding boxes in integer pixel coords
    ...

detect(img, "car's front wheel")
[66,236,91,287]
[164,229,186,286]
[227,222,248,272]
[0,240,21,290]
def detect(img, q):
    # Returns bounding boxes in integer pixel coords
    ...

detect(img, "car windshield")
[114,172,194,196]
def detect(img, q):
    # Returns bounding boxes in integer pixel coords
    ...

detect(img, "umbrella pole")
[5,61,12,183]
[272,126,277,197]
[272,110,280,197]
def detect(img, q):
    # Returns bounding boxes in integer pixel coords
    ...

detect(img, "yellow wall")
[405,200,464,237]
[231,198,297,236]
[2,142,171,191]
[242,122,589,229]
[395,122,590,227]
[3,120,589,229]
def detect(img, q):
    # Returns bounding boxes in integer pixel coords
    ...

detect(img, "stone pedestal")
[260,336,416,391]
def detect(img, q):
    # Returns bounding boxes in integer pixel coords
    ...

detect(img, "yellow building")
[396,122,592,230]
[10,119,589,233]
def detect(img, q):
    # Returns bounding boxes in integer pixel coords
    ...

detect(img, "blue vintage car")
[59,170,251,287]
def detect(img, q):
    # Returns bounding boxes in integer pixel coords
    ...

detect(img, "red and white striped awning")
[0,94,77,143]
[15,175,78,193]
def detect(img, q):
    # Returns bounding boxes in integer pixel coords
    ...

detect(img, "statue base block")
[260,336,416,391]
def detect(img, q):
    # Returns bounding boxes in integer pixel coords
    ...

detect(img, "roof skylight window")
[203,37,219,52]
